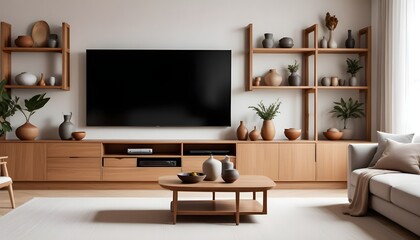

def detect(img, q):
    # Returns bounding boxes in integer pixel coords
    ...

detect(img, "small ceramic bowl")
[284,128,301,140]
[177,172,206,183]
[323,131,343,140]
[72,131,86,141]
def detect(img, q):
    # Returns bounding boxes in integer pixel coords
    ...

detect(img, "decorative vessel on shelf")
[331,76,339,86]
[287,60,301,86]
[345,30,355,48]
[202,154,222,181]
[15,72,37,86]
[236,121,248,140]
[323,131,343,140]
[264,69,282,86]
[59,112,75,140]
[346,58,363,86]
[320,36,327,48]
[321,77,331,86]
[249,99,281,141]
[262,33,274,48]
[249,126,260,141]
[221,155,234,172]
[284,128,301,140]
[325,12,338,48]
[71,131,86,140]
[13,93,50,140]
[15,35,33,47]
[279,37,294,48]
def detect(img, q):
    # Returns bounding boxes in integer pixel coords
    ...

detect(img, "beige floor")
[0,188,347,216]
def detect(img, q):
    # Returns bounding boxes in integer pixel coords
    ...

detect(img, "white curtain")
[373,0,420,134]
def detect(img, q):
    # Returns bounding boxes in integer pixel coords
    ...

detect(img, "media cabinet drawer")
[103,158,137,167]
[47,143,101,157]
[102,167,181,181]
[182,156,236,172]
[47,158,101,181]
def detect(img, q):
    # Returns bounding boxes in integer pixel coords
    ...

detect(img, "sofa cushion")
[373,139,420,174]
[391,183,420,216]
[369,131,415,167]
[370,173,420,202]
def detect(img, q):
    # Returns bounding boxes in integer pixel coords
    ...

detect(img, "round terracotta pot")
[261,120,275,140]
[15,35,34,47]
[248,126,260,141]
[15,122,38,140]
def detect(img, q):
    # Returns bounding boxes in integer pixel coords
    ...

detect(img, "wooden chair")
[0,156,15,208]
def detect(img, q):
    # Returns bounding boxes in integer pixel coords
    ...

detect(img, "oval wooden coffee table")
[158,175,276,225]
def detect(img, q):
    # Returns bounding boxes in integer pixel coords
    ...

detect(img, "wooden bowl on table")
[177,172,206,183]
[323,131,343,140]
[72,131,86,140]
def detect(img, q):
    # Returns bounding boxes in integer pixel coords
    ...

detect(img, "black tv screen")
[86,49,231,127]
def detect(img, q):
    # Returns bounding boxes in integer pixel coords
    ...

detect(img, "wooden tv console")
[0,139,354,189]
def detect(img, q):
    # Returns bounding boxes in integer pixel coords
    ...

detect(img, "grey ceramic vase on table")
[59,112,75,140]
[222,169,240,183]
[202,154,222,181]
[221,155,234,172]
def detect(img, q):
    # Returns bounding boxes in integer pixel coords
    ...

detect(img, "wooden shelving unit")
[0,21,70,90]
[246,23,371,142]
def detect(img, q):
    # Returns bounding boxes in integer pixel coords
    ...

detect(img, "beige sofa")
[348,143,420,236]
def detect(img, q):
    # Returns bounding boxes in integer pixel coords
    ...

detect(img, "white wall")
[0,0,371,140]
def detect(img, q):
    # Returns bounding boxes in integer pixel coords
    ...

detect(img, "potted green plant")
[346,58,363,86]
[0,80,18,137]
[329,97,365,139]
[0,79,50,140]
[287,60,301,86]
[248,99,281,140]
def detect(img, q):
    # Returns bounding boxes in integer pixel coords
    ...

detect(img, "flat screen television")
[86,49,231,127]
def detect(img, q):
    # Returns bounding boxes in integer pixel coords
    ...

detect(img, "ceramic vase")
[222,169,239,183]
[288,72,301,86]
[339,79,346,86]
[331,77,338,86]
[15,122,38,140]
[349,76,357,86]
[221,155,234,172]
[328,30,337,48]
[202,154,222,181]
[253,77,262,86]
[262,33,274,48]
[279,37,294,48]
[264,69,282,86]
[236,121,248,140]
[341,129,354,140]
[15,35,33,47]
[345,30,355,48]
[321,77,331,86]
[15,72,37,86]
[261,120,275,141]
[249,126,260,141]
[59,113,75,140]
[320,36,327,48]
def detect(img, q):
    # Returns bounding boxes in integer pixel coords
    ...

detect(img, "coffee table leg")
[253,192,256,200]
[263,190,267,214]
[235,191,240,225]
[173,190,178,224]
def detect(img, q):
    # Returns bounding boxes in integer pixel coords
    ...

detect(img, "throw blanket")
[343,168,397,216]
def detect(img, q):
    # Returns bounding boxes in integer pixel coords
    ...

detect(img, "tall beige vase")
[264,69,282,86]
[261,120,275,140]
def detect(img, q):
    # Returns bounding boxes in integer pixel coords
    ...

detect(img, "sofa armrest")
[348,143,378,172]
[347,143,378,199]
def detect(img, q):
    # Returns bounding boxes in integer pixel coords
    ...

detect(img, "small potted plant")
[329,97,365,139]
[287,60,302,86]
[346,58,363,86]
[0,79,50,140]
[248,99,281,140]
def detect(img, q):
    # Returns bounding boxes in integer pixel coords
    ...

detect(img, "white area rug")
[0,197,417,240]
